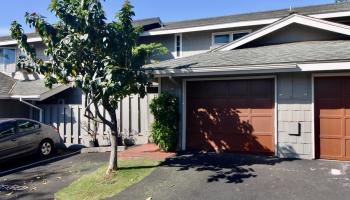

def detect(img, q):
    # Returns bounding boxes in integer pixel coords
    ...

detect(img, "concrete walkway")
[119,144,176,161]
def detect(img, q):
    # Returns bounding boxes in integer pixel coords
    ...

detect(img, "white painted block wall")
[277,73,313,159]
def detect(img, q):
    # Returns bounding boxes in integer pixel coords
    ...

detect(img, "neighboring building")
[2,2,350,160]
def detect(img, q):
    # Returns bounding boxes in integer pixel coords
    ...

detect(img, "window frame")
[211,29,252,46]
[16,120,41,135]
[0,121,16,139]
[174,33,182,58]
[0,47,17,73]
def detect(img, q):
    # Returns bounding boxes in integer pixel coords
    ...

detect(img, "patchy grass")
[55,159,160,200]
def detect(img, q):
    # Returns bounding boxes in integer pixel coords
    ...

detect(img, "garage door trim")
[181,75,278,156]
[312,72,350,160]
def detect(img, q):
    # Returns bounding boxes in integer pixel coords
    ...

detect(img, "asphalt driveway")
[114,153,350,200]
[0,152,109,200]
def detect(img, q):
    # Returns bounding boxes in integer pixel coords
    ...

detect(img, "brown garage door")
[315,77,350,161]
[186,78,275,154]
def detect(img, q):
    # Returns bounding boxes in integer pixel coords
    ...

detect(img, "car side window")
[0,121,16,138]
[17,120,40,133]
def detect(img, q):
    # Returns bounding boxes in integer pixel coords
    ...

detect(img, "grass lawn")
[55,159,160,200]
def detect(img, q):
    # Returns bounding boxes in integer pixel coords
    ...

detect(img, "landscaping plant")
[150,92,179,151]
[10,0,166,174]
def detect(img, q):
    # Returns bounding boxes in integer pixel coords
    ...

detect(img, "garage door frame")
[181,75,278,156]
[312,72,350,160]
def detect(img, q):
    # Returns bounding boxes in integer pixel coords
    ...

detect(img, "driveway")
[114,153,350,200]
[0,152,109,200]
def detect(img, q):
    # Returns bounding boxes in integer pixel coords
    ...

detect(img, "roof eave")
[149,61,350,77]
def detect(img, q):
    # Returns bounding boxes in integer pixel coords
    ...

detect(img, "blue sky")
[0,0,334,36]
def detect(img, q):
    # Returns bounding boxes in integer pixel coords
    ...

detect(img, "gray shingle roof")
[133,17,162,27]
[145,40,350,70]
[150,2,350,31]
[0,72,16,98]
[9,79,60,96]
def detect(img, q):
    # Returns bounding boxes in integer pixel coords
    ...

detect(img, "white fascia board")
[219,14,350,51]
[150,64,298,77]
[151,61,350,77]
[140,18,280,36]
[0,37,42,46]
[298,62,350,71]
[141,11,350,37]
[10,95,41,100]
[309,10,350,19]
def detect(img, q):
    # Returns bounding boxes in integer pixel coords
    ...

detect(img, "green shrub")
[149,92,178,151]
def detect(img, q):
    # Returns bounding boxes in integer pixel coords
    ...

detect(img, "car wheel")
[39,140,54,157]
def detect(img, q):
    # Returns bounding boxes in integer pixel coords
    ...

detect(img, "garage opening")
[186,78,275,154]
[315,76,350,161]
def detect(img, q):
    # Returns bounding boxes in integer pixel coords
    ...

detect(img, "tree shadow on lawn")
[161,153,297,184]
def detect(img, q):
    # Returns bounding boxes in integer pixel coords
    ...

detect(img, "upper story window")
[212,30,251,47]
[0,48,16,73]
[174,33,182,58]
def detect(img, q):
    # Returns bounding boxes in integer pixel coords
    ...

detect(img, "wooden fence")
[38,94,156,147]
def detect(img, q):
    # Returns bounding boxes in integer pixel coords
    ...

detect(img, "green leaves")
[150,93,179,151]
[10,0,166,122]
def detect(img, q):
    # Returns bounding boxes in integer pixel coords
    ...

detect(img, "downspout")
[19,98,43,122]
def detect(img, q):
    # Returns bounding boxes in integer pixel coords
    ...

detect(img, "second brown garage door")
[186,78,275,154]
[315,77,350,161]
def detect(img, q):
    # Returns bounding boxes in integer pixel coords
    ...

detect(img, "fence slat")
[39,93,154,146]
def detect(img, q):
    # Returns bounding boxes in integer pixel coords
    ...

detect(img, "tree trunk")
[106,109,119,175]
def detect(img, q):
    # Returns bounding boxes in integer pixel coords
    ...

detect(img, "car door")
[0,121,18,159]
[15,120,42,154]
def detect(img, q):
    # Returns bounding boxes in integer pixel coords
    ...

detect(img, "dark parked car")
[0,118,62,161]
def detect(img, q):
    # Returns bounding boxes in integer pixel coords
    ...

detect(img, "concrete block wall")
[277,73,313,159]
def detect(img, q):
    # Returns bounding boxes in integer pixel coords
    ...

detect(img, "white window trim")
[211,29,251,46]
[0,47,17,73]
[174,33,182,58]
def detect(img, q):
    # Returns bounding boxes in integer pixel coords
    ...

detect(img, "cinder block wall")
[277,73,313,159]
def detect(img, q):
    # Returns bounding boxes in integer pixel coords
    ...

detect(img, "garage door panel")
[188,81,227,98]
[315,78,341,97]
[346,140,350,158]
[320,138,342,158]
[343,78,350,95]
[345,119,350,136]
[251,116,273,134]
[320,118,342,136]
[188,132,273,153]
[315,77,350,160]
[345,102,350,115]
[250,80,274,97]
[250,98,273,108]
[187,78,274,154]
[228,80,249,96]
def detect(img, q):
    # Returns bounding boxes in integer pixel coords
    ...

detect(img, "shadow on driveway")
[114,153,350,200]
[161,152,296,184]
